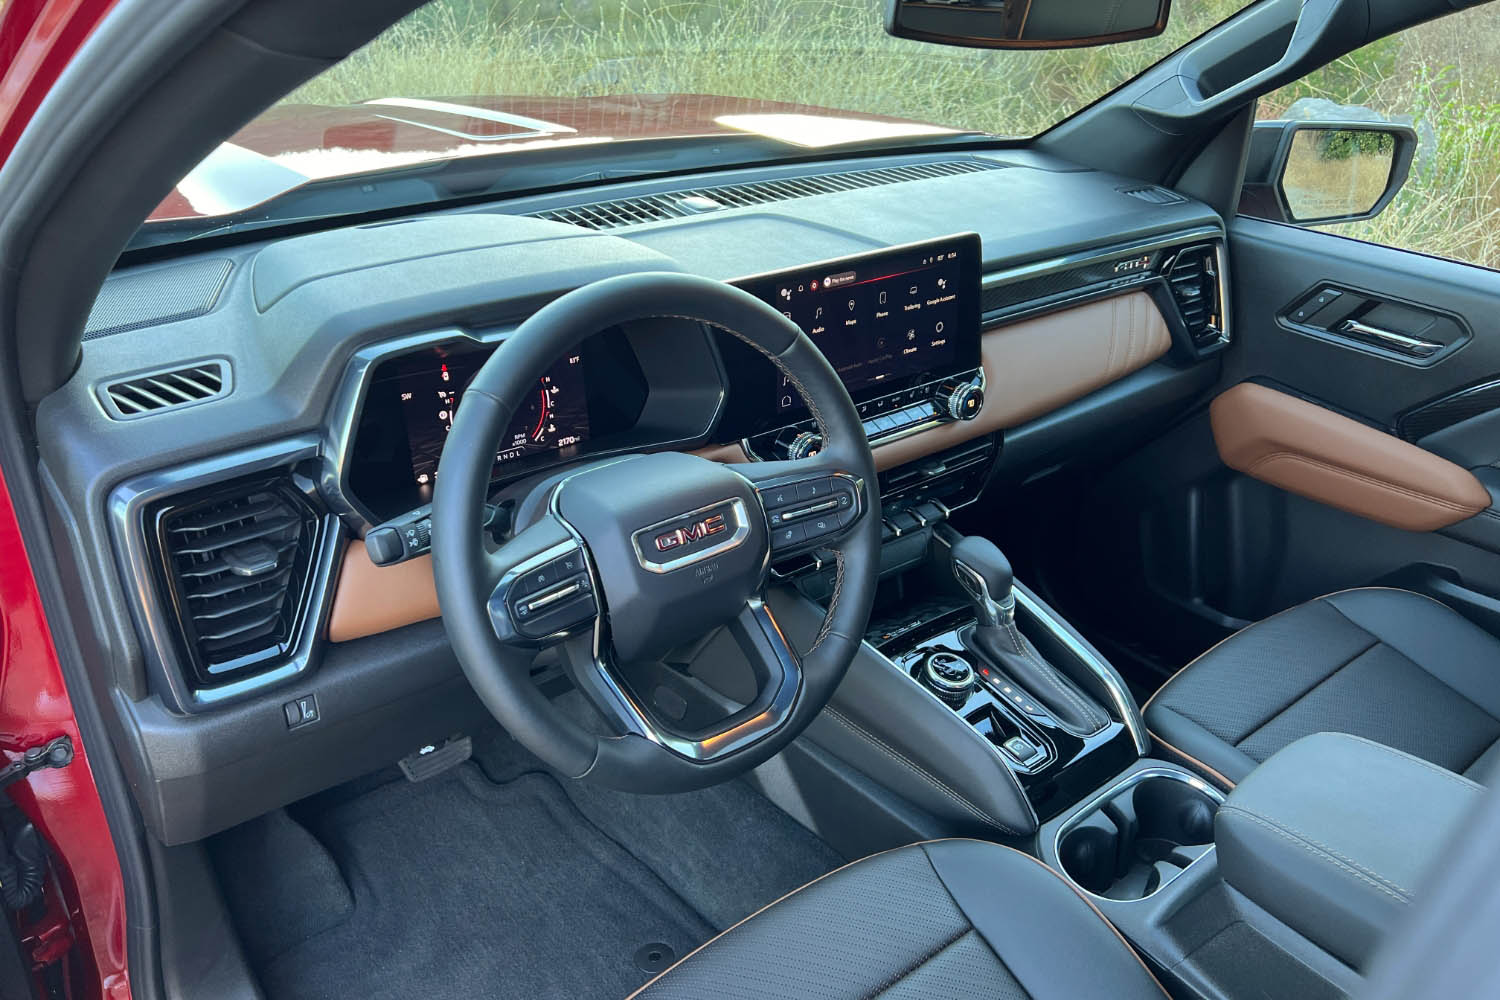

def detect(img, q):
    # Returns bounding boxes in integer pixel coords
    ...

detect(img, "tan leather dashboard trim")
[327,542,439,643]
[327,291,1171,642]
[1210,382,1490,533]
[874,290,1168,471]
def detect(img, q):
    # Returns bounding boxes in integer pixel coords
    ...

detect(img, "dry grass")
[1258,3,1500,270]
[285,0,1499,270]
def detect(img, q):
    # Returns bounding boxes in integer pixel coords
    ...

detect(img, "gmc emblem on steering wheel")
[631,498,752,574]
[654,513,728,552]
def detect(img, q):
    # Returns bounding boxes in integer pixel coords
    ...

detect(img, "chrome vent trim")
[528,160,1003,230]
[99,360,231,419]
[153,477,321,690]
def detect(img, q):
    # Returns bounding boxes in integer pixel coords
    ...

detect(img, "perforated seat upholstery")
[629,839,1165,1000]
[1145,588,1500,786]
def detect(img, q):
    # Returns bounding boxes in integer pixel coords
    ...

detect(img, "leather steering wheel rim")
[431,271,881,793]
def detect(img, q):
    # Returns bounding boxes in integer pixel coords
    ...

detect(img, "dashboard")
[346,234,986,521]
[40,147,1230,844]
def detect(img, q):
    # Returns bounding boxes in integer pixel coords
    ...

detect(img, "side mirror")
[885,0,1170,50]
[1239,120,1417,225]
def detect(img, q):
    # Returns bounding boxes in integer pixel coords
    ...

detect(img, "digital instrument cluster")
[389,349,591,488]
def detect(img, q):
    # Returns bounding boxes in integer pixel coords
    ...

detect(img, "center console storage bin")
[1213,732,1482,970]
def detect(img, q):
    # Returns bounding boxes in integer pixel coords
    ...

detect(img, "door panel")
[1176,216,1500,626]
[1026,216,1500,688]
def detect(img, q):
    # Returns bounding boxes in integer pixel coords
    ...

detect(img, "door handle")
[1339,319,1444,358]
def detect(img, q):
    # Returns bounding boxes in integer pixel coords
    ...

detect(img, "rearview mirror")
[884,0,1170,50]
[1239,120,1418,225]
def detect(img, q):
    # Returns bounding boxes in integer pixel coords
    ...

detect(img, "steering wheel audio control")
[761,474,861,554]
[488,538,598,644]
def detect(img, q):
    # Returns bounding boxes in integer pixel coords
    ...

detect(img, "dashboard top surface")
[41,148,1221,526]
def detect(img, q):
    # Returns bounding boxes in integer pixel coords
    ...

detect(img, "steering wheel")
[431,272,881,793]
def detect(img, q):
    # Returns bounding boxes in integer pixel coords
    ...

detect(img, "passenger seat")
[1144,588,1500,786]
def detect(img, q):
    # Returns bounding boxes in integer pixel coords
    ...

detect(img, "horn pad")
[556,452,767,663]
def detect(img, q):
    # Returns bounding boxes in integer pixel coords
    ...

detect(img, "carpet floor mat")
[214,764,718,1000]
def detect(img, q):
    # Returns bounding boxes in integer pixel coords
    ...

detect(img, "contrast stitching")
[1217,805,1412,902]
[865,927,975,999]
[1147,728,1238,790]
[1002,618,1105,733]
[1244,451,1481,515]
[657,312,847,649]
[823,707,1021,834]
[1338,734,1485,796]
[1230,636,1379,750]
[811,552,846,654]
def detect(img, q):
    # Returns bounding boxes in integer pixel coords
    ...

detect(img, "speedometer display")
[395,347,590,489]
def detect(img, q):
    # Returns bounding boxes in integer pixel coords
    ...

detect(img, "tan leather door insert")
[1210,382,1490,532]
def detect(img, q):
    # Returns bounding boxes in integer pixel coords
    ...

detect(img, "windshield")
[138,0,1255,244]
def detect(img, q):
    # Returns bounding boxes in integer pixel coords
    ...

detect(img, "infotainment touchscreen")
[734,233,981,416]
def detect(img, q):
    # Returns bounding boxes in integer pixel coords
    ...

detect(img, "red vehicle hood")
[150,94,962,222]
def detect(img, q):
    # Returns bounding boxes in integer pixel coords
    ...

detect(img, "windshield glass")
[138,0,1255,243]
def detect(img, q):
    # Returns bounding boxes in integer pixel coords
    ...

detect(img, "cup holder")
[1057,771,1222,901]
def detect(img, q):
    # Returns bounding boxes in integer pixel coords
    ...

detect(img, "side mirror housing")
[885,0,1170,50]
[1239,120,1417,225]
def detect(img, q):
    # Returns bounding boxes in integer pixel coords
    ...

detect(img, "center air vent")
[101,360,230,419]
[1163,245,1226,348]
[151,477,320,689]
[528,160,1002,231]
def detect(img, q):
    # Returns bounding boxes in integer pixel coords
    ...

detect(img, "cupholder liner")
[1058,774,1219,901]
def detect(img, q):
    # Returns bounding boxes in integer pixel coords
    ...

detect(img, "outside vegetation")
[1257,2,1500,270]
[289,0,1499,270]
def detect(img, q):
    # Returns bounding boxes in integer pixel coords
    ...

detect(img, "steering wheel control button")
[797,478,833,501]
[772,523,807,549]
[763,485,798,509]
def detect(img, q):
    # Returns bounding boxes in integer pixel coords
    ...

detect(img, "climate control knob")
[940,379,985,421]
[780,430,823,461]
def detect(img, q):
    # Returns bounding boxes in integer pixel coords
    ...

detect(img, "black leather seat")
[630,839,1165,1000]
[1145,587,1500,786]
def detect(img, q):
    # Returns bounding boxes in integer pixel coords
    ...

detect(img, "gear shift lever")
[949,537,1014,628]
[950,536,1108,736]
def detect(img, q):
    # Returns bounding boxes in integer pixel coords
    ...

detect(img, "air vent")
[1163,244,1226,347]
[152,478,319,688]
[528,160,1002,230]
[1118,184,1187,205]
[101,360,230,419]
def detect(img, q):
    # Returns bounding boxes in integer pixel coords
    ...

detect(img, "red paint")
[0,0,119,164]
[0,464,130,998]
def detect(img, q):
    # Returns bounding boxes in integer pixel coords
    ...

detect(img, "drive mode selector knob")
[939,380,985,421]
[920,651,976,707]
[781,430,823,461]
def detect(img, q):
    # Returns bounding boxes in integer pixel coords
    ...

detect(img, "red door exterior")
[1,2,132,997]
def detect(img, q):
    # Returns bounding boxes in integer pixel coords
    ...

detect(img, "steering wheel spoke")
[579,596,803,762]
[730,457,869,559]
[484,515,598,647]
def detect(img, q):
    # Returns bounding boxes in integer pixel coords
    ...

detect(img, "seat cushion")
[630,839,1165,1000]
[1145,588,1500,786]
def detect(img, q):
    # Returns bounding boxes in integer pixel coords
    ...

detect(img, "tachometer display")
[393,347,590,489]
